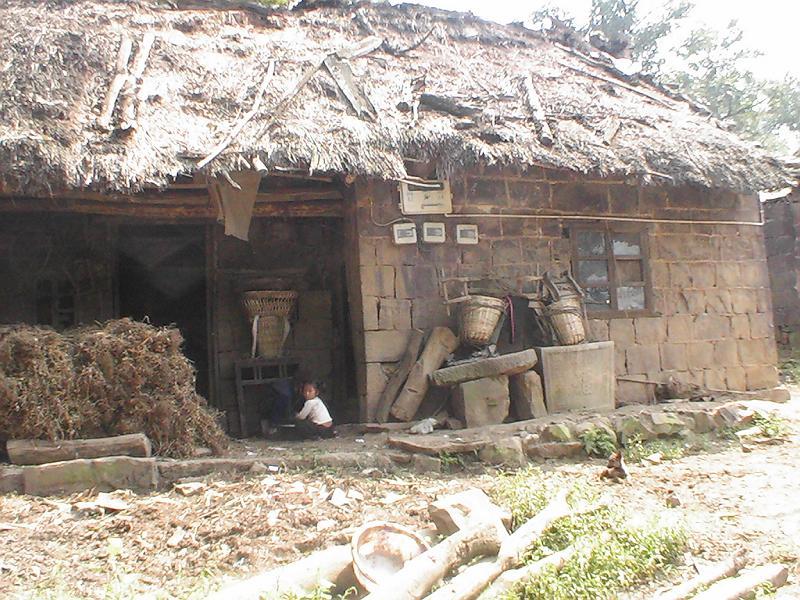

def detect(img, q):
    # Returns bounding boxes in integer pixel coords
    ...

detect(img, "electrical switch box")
[422,222,446,243]
[392,222,417,245]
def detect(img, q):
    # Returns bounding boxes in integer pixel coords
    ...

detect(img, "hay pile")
[0,319,228,457]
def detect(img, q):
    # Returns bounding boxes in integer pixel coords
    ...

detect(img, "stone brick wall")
[352,167,778,420]
[763,192,800,346]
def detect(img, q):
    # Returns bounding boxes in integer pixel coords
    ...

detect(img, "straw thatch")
[0,319,227,457]
[0,0,791,194]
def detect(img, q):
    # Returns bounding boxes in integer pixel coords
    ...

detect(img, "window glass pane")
[616,260,644,283]
[585,287,611,310]
[617,286,645,310]
[577,260,608,285]
[612,233,641,256]
[576,231,606,256]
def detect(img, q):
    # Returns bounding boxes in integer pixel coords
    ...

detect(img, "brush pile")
[0,319,227,457]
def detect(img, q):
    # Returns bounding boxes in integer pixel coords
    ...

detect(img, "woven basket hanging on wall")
[459,295,507,347]
[242,291,298,358]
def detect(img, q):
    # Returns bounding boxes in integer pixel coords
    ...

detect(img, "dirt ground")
[1,395,799,599]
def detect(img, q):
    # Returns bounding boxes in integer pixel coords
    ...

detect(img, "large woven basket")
[545,295,585,345]
[255,315,291,358]
[242,290,298,320]
[459,295,506,347]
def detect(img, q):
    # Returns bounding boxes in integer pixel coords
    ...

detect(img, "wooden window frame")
[569,223,655,318]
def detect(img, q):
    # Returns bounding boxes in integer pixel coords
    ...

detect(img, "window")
[571,227,651,315]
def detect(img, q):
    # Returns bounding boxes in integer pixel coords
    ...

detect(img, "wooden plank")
[375,329,425,423]
[98,34,133,130]
[22,456,158,496]
[7,434,152,465]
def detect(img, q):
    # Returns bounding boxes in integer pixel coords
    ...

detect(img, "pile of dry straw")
[0,319,227,457]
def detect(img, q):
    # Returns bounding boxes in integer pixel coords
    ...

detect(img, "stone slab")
[23,457,158,496]
[451,375,510,428]
[509,371,547,420]
[431,349,538,387]
[478,437,527,468]
[534,342,615,413]
[526,441,584,459]
[0,467,24,494]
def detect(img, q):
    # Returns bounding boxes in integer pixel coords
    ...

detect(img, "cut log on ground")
[0,466,23,494]
[654,550,747,600]
[362,517,508,600]
[477,545,577,599]
[689,564,788,600]
[391,327,459,422]
[429,488,512,535]
[376,329,425,423]
[431,349,538,387]
[387,436,489,456]
[206,544,356,600]
[22,456,158,496]
[7,433,152,465]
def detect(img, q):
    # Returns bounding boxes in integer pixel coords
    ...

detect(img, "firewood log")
[653,550,747,600]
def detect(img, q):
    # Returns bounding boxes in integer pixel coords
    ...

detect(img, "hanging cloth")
[209,170,262,241]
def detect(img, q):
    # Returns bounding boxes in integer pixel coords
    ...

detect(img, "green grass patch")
[779,353,800,384]
[752,412,790,438]
[623,435,686,463]
[489,467,686,600]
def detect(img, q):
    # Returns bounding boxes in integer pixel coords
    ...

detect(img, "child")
[294,381,335,439]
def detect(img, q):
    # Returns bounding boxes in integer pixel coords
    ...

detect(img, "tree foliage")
[531,0,800,153]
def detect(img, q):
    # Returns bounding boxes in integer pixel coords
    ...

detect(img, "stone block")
[509,371,547,420]
[748,313,772,339]
[376,237,418,267]
[365,363,389,406]
[660,343,688,371]
[705,290,733,314]
[704,368,727,390]
[687,342,714,369]
[692,314,728,341]
[730,314,750,339]
[574,419,617,444]
[713,341,739,367]
[451,376,510,428]
[432,349,538,386]
[587,319,610,342]
[359,238,377,266]
[478,437,527,468]
[551,182,609,213]
[361,266,395,297]
[745,365,779,390]
[626,345,661,374]
[508,181,550,209]
[363,296,379,331]
[650,262,669,288]
[491,239,523,265]
[609,319,635,345]
[667,315,693,342]
[730,289,758,314]
[23,457,158,496]
[715,263,740,288]
[378,298,412,331]
[540,422,574,443]
[676,409,717,434]
[714,404,755,428]
[609,184,639,213]
[411,299,452,331]
[526,441,584,459]
[612,414,656,443]
[738,339,774,367]
[739,261,769,287]
[615,347,627,375]
[634,318,667,344]
[615,379,654,405]
[364,330,413,363]
[725,367,747,391]
[762,386,790,403]
[396,265,437,299]
[641,412,690,436]
[676,290,706,315]
[412,454,442,474]
[428,488,512,535]
[0,467,23,494]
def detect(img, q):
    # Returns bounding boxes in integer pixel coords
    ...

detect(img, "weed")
[623,435,685,463]
[754,582,777,598]
[752,412,789,438]
[579,428,618,458]
[439,451,466,471]
[779,353,800,384]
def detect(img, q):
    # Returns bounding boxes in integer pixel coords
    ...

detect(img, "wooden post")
[390,327,459,422]
[375,329,424,423]
[7,433,152,465]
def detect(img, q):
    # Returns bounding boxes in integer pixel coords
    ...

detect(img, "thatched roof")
[0,0,792,194]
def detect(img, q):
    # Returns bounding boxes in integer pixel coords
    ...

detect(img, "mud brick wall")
[352,167,778,420]
[212,218,350,433]
[763,193,800,346]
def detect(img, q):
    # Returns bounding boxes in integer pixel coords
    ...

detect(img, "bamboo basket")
[255,315,291,358]
[459,295,506,347]
[242,290,298,320]
[545,295,585,345]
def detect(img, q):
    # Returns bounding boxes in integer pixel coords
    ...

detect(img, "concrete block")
[364,330,413,363]
[609,319,635,345]
[705,290,733,314]
[615,379,654,406]
[363,296,379,331]
[716,262,740,288]
[693,314,729,341]
[660,343,688,371]
[626,345,661,374]
[378,298,412,331]
[634,318,667,345]
[725,367,747,391]
[432,349,538,387]
[687,262,716,288]
[730,289,758,314]
[676,290,706,314]
[396,265,437,299]
[704,368,727,391]
[738,339,774,367]
[0,467,23,494]
[23,457,158,496]
[730,315,750,339]
[748,313,773,339]
[478,437,527,468]
[535,342,615,413]
[587,319,610,342]
[451,375,510,428]
[687,342,714,369]
[745,365,779,390]
[509,371,547,420]
[361,266,395,297]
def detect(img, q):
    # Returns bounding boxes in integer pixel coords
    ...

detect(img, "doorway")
[117,224,209,398]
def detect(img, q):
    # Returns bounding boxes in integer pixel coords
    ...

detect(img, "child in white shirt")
[295,381,335,439]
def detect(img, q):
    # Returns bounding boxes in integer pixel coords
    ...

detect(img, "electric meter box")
[392,222,418,245]
[422,222,446,243]
[456,224,479,244]
[399,179,453,215]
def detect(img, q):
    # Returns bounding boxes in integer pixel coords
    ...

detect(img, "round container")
[459,295,506,347]
[545,295,585,345]
[351,521,430,592]
[242,290,298,320]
